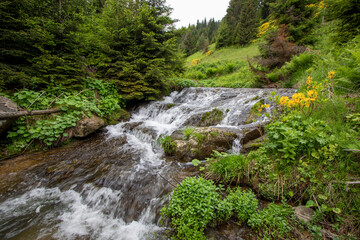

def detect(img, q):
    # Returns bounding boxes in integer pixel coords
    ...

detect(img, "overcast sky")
[166,0,230,28]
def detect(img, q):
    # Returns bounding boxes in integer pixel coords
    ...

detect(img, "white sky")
[166,0,230,28]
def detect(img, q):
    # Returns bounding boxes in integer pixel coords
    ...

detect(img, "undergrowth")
[1,78,125,157]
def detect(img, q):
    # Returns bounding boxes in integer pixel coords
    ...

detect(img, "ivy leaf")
[192,159,201,167]
[305,200,316,208]
[332,208,341,214]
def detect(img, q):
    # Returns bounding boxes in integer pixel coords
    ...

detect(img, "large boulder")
[71,115,105,138]
[0,96,18,135]
[170,127,238,161]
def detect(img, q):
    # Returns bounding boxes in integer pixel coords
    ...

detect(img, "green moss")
[107,109,130,125]
[199,108,224,126]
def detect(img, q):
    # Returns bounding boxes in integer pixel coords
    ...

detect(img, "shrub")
[264,114,335,166]
[227,188,258,224]
[205,67,218,77]
[161,177,223,240]
[248,202,294,239]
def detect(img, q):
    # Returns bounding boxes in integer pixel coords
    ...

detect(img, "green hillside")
[171,43,260,88]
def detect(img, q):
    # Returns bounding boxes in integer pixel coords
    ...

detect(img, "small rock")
[294,206,315,223]
[72,115,105,138]
[241,127,264,145]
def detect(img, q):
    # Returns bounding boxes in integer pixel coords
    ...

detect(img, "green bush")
[227,188,258,223]
[161,177,223,240]
[264,114,336,167]
[5,79,124,153]
[248,202,294,239]
[205,67,218,77]
[171,78,199,88]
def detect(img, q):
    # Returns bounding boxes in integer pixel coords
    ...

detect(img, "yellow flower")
[328,71,335,79]
[287,100,296,108]
[306,76,313,86]
[292,93,305,103]
[280,96,289,106]
[191,59,201,66]
[265,104,270,109]
[205,50,214,56]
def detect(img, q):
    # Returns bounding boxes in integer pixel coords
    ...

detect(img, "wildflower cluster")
[205,50,214,56]
[328,71,335,79]
[279,76,321,110]
[258,104,270,112]
[257,20,277,38]
[191,59,201,66]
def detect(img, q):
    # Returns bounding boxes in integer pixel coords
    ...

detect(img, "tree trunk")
[0,109,60,120]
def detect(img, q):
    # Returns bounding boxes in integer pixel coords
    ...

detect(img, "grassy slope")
[185,44,259,67]
[170,44,260,88]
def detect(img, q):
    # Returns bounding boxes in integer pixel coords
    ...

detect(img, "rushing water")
[0,88,296,240]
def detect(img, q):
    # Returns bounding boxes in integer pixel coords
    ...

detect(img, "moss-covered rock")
[170,127,237,161]
[106,109,131,125]
[184,108,225,127]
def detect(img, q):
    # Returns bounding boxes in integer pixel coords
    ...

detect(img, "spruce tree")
[216,0,260,48]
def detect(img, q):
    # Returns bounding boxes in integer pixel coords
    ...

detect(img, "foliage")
[169,78,199,89]
[161,177,223,240]
[248,202,294,239]
[327,0,360,43]
[216,0,259,48]
[264,114,335,166]
[182,126,195,140]
[158,135,177,154]
[209,154,251,184]
[0,0,184,102]
[5,79,124,154]
[226,188,258,223]
[269,0,321,45]
[179,18,220,56]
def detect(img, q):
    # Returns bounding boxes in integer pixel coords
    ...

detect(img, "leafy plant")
[227,188,258,224]
[182,126,195,140]
[248,202,294,239]
[158,136,177,154]
[161,177,223,240]
[209,154,251,183]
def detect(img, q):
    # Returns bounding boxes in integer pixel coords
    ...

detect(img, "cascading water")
[0,87,296,240]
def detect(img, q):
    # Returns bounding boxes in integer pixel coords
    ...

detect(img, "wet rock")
[171,127,237,161]
[241,135,265,154]
[206,221,249,240]
[162,103,177,111]
[0,96,18,135]
[183,108,224,127]
[241,127,264,145]
[294,206,315,223]
[72,115,105,138]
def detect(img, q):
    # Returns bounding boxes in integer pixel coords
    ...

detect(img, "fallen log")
[0,108,60,120]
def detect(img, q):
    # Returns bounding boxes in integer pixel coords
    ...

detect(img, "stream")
[0,87,296,240]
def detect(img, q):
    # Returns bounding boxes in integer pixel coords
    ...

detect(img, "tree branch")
[0,108,60,120]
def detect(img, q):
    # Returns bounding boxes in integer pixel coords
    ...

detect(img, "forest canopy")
[0,0,184,102]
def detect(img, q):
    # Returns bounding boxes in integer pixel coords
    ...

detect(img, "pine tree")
[216,0,260,48]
